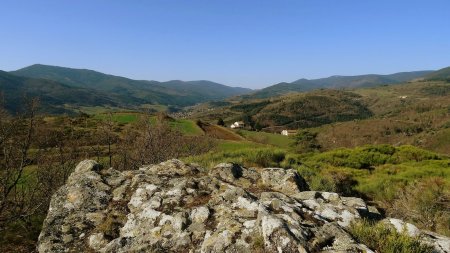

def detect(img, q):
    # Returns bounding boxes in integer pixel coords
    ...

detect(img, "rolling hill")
[193,89,373,130]
[193,79,450,154]
[0,70,116,114]
[9,64,252,109]
[246,71,433,99]
[424,66,450,81]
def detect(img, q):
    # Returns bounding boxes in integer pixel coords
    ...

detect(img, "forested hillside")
[245,70,433,99]
[1,64,251,114]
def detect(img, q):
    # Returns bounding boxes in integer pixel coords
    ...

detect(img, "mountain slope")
[247,71,433,99]
[11,64,252,107]
[0,70,116,113]
[424,66,450,81]
[194,89,373,130]
[144,80,251,101]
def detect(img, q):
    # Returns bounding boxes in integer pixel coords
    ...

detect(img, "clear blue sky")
[1,0,449,88]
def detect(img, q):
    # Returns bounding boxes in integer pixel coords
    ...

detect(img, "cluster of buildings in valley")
[229,121,297,136]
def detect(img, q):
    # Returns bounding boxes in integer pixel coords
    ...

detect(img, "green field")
[94,112,140,123]
[216,140,267,152]
[168,119,203,135]
[235,129,295,148]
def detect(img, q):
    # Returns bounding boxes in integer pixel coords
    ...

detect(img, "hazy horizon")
[1,0,449,88]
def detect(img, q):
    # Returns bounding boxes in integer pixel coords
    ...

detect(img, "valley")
[1,66,449,252]
[2,2,450,252]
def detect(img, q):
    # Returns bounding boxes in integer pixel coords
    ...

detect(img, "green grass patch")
[355,160,450,201]
[94,112,140,123]
[303,144,441,169]
[236,129,295,148]
[168,119,203,135]
[148,117,203,135]
[216,140,267,152]
[184,148,287,168]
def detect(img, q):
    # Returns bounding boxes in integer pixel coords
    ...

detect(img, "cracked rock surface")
[38,160,449,252]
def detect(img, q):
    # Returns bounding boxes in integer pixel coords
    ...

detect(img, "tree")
[254,122,263,131]
[217,118,225,126]
[293,130,321,152]
[0,97,39,227]
[116,115,214,170]
[98,112,118,168]
[242,114,255,130]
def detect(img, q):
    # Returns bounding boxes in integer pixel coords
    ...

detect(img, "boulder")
[38,159,450,253]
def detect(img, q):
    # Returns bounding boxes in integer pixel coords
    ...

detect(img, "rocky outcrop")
[38,160,449,253]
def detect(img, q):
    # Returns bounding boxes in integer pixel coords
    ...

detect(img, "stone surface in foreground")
[38,160,449,253]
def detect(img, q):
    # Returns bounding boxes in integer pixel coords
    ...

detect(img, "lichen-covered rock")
[38,160,450,253]
[382,218,450,253]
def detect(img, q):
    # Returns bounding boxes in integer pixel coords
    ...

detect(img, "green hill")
[194,89,373,130]
[306,81,450,154]
[10,64,252,108]
[0,70,116,114]
[424,66,450,81]
[246,71,432,99]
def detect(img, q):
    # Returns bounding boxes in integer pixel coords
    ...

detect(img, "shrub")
[389,145,440,163]
[280,153,303,168]
[116,120,215,170]
[388,177,450,235]
[302,167,358,196]
[442,121,450,129]
[292,130,321,152]
[305,145,441,169]
[308,146,390,169]
[248,149,286,167]
[217,118,225,126]
[184,148,286,168]
[350,220,434,253]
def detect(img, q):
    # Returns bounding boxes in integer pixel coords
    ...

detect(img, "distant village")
[229,121,297,136]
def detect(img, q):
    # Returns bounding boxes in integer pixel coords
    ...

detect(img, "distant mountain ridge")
[5,64,252,113]
[3,64,448,114]
[0,70,117,114]
[246,70,434,99]
[424,66,450,81]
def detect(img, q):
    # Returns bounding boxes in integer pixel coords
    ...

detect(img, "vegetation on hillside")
[424,66,450,82]
[185,144,450,236]
[0,106,215,252]
[193,90,373,130]
[2,77,450,252]
[244,70,432,99]
[0,71,117,114]
[349,220,435,253]
[3,64,251,114]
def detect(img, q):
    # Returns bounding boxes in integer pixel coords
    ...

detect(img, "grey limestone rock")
[38,159,450,253]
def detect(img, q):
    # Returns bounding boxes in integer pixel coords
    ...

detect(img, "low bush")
[304,145,441,169]
[391,145,440,163]
[388,177,450,235]
[297,166,358,196]
[349,220,434,253]
[184,148,287,168]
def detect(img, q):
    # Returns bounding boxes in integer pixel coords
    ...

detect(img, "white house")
[230,121,245,129]
[281,129,297,136]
